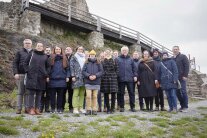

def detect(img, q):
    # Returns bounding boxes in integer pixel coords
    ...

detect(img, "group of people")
[13,39,190,116]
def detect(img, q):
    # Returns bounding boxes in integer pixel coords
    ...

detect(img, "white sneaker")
[182,108,188,113]
[73,109,79,114]
[79,109,86,114]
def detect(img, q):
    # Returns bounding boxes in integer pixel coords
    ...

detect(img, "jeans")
[72,86,85,109]
[50,88,64,111]
[97,90,106,110]
[16,74,29,110]
[118,82,135,109]
[29,90,42,109]
[165,89,177,110]
[86,89,98,111]
[155,87,164,108]
[176,80,188,109]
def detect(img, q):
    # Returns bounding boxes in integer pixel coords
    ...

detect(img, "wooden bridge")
[21,0,173,54]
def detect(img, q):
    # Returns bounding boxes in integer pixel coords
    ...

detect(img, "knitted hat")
[89,50,96,55]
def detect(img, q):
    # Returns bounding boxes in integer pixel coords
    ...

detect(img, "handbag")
[160,62,181,89]
[24,52,34,85]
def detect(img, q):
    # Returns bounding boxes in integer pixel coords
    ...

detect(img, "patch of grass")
[73,114,80,117]
[69,125,88,137]
[110,121,120,126]
[50,114,61,120]
[31,125,41,132]
[109,115,129,122]
[157,111,172,118]
[170,117,192,126]
[112,128,141,138]
[146,126,165,137]
[149,117,170,128]
[0,126,19,136]
[88,121,99,127]
[96,118,104,122]
[63,114,70,117]
[39,118,56,127]
[39,130,55,138]
[197,106,207,110]
[137,117,147,121]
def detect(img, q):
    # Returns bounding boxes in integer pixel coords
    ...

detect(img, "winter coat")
[13,48,33,75]
[138,58,158,97]
[117,55,137,82]
[70,55,85,89]
[100,58,119,93]
[24,50,50,91]
[48,55,70,88]
[153,56,162,81]
[82,58,104,85]
[160,58,178,90]
[172,53,189,80]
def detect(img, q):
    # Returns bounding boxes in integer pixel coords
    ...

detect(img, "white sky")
[1,0,207,73]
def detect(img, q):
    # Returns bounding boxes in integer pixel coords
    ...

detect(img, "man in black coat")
[13,39,33,114]
[172,46,190,112]
[117,46,137,112]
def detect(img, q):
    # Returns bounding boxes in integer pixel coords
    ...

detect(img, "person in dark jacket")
[138,50,158,111]
[24,43,50,115]
[172,46,190,112]
[48,46,70,114]
[160,52,179,112]
[132,51,144,110]
[152,48,166,111]
[101,48,119,114]
[13,39,33,114]
[40,47,51,113]
[82,50,104,115]
[117,46,137,112]
[63,46,74,113]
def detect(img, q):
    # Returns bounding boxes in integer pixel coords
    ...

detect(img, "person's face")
[105,50,111,57]
[143,51,149,59]
[100,53,105,60]
[173,47,180,55]
[55,47,62,55]
[23,39,32,49]
[89,54,95,59]
[77,46,84,53]
[36,43,44,51]
[133,52,139,59]
[163,54,168,59]
[121,48,128,56]
[153,51,159,57]
[65,47,72,55]
[113,52,118,58]
[45,48,51,55]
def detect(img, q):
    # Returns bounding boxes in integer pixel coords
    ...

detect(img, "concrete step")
[191,96,206,100]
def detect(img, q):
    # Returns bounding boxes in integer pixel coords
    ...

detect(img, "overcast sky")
[2,0,207,73]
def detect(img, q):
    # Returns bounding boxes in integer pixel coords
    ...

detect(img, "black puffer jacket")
[13,48,33,75]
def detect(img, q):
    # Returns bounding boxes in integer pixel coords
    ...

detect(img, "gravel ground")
[0,100,207,138]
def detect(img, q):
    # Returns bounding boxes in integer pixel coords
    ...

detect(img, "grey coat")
[70,55,85,89]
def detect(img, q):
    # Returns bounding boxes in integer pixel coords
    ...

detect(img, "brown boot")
[29,108,36,115]
[25,108,30,114]
[35,108,42,115]
[16,109,21,114]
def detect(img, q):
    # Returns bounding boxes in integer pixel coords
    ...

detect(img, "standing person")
[13,39,33,114]
[172,46,190,112]
[132,51,144,110]
[82,50,104,115]
[48,46,70,114]
[117,46,137,112]
[138,50,158,111]
[160,52,178,112]
[40,47,51,113]
[70,46,86,114]
[101,48,119,114]
[63,46,74,113]
[152,48,166,111]
[113,50,119,59]
[24,43,50,115]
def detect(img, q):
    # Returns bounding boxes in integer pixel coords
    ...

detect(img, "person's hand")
[155,80,158,84]
[89,76,94,80]
[92,75,96,80]
[183,77,187,81]
[134,77,137,82]
[46,77,50,82]
[137,81,140,85]
[14,74,20,80]
[72,77,76,82]
[66,78,69,82]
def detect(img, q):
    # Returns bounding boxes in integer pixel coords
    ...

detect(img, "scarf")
[75,52,85,69]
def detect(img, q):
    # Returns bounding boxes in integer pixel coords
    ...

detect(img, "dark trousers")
[50,88,64,111]
[98,90,106,110]
[62,82,73,110]
[144,97,154,110]
[29,90,42,109]
[118,82,135,109]
[176,80,188,109]
[135,84,144,109]
[155,87,164,108]
[40,88,50,111]
[104,93,116,111]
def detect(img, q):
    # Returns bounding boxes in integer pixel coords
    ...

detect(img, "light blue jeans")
[165,89,177,111]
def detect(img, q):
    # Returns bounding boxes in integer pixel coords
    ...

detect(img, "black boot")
[85,110,92,116]
[92,110,97,115]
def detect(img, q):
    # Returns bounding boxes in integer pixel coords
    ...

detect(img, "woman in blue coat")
[160,52,178,112]
[48,46,70,114]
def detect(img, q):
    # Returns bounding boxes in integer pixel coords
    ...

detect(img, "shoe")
[154,107,159,111]
[85,110,92,115]
[178,108,183,112]
[50,109,56,114]
[111,108,115,113]
[172,109,177,113]
[130,108,136,112]
[29,108,36,115]
[103,108,107,112]
[168,109,173,112]
[69,109,73,113]
[16,109,21,114]
[107,111,111,114]
[25,108,30,114]
[117,106,120,111]
[120,108,125,112]
[161,107,167,111]
[150,108,154,112]
[92,111,97,115]
[79,109,86,114]
[97,108,102,112]
[181,108,188,113]
[73,109,79,114]
[35,108,42,115]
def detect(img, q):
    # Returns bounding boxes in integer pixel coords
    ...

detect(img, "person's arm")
[13,51,20,75]
[114,58,119,76]
[172,60,179,82]
[23,53,32,73]
[82,63,90,78]
[182,55,190,78]
[70,57,75,77]
[132,60,138,77]
[95,63,104,78]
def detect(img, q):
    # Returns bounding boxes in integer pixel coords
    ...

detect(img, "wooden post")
[97,16,101,32]
[119,25,122,39]
[137,32,140,44]
[68,5,71,22]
